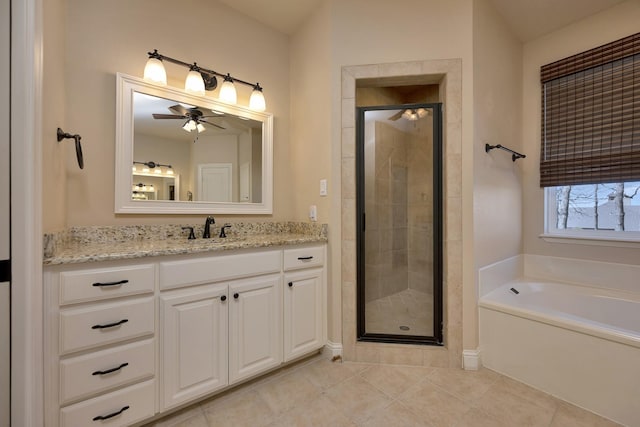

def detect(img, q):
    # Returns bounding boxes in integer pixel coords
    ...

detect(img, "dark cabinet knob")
[221,295,227,301]
[288,282,293,287]
[233,293,239,299]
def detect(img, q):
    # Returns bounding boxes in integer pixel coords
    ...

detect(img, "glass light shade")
[185,70,205,96]
[132,165,137,172]
[196,123,206,133]
[143,57,167,85]
[182,119,197,132]
[167,168,174,175]
[219,79,237,104]
[249,87,266,111]
[142,167,150,173]
[154,168,162,174]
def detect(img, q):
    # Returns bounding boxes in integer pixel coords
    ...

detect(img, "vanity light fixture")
[219,74,237,104]
[184,65,205,96]
[143,49,266,111]
[249,84,266,112]
[143,56,167,85]
[133,160,174,176]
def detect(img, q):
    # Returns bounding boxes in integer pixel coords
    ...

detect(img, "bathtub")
[479,279,640,426]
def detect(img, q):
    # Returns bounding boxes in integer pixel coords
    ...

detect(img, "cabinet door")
[228,274,282,384]
[160,284,228,410]
[283,268,325,362]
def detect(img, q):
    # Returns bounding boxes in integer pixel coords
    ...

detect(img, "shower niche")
[356,101,443,346]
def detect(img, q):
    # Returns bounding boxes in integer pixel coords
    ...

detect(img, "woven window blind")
[540,32,640,187]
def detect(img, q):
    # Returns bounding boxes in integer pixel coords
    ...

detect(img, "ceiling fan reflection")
[152,104,226,141]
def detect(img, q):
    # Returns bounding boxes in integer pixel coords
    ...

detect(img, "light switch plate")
[320,179,327,196]
[309,205,317,222]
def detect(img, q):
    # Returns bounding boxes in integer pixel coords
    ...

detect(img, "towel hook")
[57,128,84,169]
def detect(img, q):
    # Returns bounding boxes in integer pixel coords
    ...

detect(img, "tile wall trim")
[341,59,463,367]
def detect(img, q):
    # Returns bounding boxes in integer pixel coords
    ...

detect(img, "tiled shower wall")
[364,119,433,303]
[341,59,463,366]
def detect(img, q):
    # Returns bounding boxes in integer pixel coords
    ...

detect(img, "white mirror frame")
[115,73,273,214]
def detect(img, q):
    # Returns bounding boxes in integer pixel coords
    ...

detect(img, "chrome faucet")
[203,215,215,238]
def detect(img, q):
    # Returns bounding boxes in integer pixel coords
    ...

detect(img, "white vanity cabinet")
[283,246,326,362]
[160,283,228,410]
[44,262,157,427]
[228,273,282,384]
[157,249,283,411]
[44,243,326,426]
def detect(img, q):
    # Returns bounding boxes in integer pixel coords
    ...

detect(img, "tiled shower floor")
[365,288,433,336]
[143,354,621,427]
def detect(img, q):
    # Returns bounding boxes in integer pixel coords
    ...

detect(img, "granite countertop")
[43,222,328,266]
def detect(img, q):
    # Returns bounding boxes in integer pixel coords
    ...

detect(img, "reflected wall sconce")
[133,160,174,175]
[143,49,266,111]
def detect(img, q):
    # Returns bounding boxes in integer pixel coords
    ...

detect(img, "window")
[541,32,640,241]
[546,182,640,239]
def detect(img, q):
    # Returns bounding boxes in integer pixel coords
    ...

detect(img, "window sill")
[540,233,640,249]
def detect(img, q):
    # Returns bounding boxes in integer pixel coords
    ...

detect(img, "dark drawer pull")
[92,319,128,330]
[92,362,129,376]
[92,280,129,287]
[297,256,313,260]
[288,282,293,287]
[233,293,239,299]
[92,405,130,421]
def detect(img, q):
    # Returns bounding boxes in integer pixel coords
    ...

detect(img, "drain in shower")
[399,325,410,331]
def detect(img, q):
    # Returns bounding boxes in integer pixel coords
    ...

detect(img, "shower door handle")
[0,259,9,282]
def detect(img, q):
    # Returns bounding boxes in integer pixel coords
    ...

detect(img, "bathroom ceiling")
[216,0,627,41]
[487,0,627,41]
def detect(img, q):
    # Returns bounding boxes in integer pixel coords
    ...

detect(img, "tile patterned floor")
[365,289,433,336]
[144,354,622,427]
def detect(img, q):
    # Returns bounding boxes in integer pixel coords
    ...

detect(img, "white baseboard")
[462,349,481,370]
[322,341,343,359]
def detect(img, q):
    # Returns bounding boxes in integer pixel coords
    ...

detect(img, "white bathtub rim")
[479,279,640,350]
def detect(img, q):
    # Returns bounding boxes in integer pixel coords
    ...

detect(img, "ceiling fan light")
[417,108,428,118]
[143,57,167,85]
[182,119,197,132]
[249,84,266,111]
[185,69,205,96]
[196,123,206,133]
[219,75,237,104]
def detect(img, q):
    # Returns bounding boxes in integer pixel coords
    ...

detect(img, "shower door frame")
[355,102,443,346]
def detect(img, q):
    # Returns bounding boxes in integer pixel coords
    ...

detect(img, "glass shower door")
[356,103,443,345]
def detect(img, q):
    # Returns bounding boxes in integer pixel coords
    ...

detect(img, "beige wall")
[470,0,523,349]
[44,0,291,230]
[522,0,640,264]
[42,0,67,232]
[290,0,474,350]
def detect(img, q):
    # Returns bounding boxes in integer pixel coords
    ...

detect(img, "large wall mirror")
[115,73,273,214]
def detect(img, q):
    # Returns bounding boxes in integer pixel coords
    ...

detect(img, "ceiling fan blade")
[152,113,185,119]
[388,111,403,121]
[200,119,226,130]
[168,104,190,116]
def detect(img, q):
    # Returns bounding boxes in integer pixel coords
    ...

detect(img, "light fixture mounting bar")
[133,160,172,169]
[148,49,260,89]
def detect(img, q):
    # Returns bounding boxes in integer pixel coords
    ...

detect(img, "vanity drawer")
[59,264,155,306]
[159,250,282,289]
[59,339,155,405]
[60,379,155,427]
[283,246,325,271]
[59,297,155,355]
